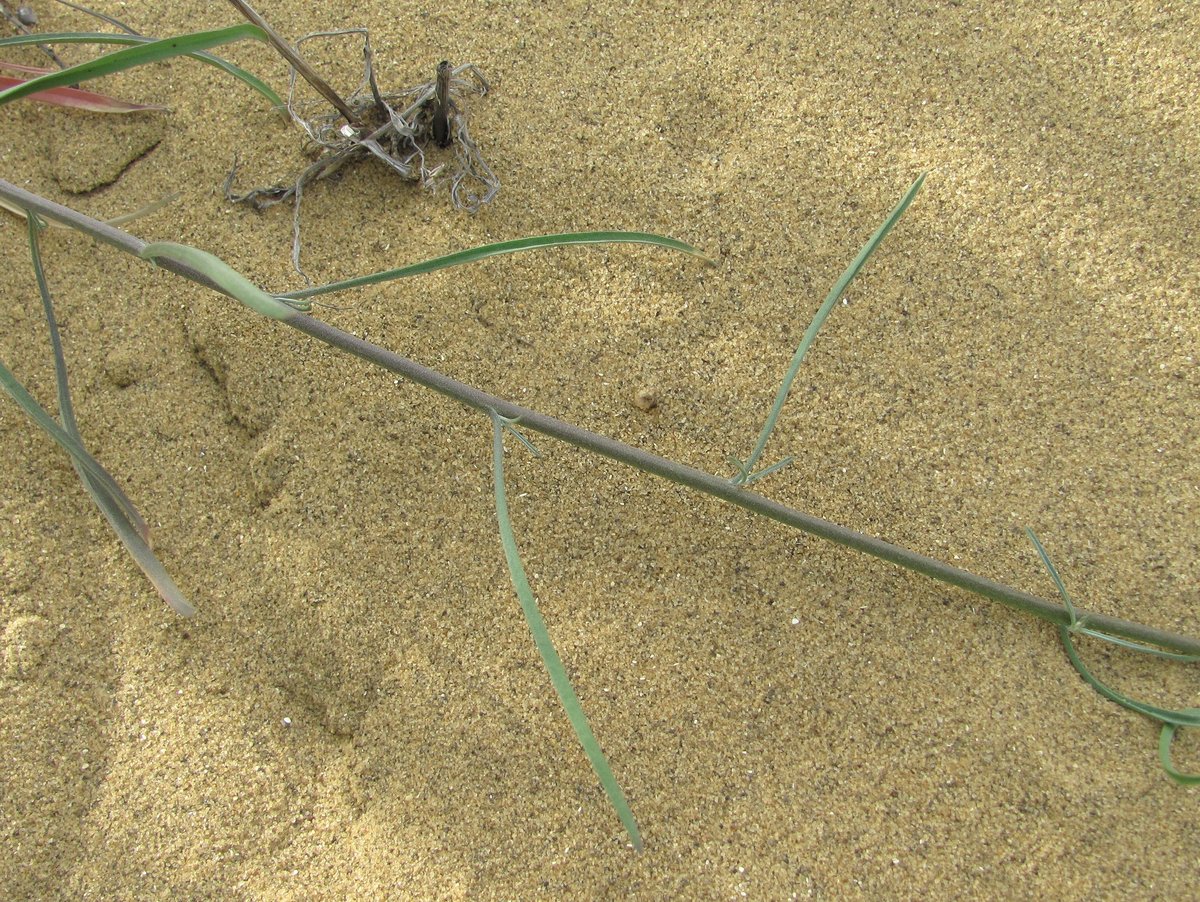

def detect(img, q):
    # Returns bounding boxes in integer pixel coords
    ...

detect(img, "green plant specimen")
[3,176,707,849]
[0,6,698,847]
[1,5,1195,853]
[4,175,1197,848]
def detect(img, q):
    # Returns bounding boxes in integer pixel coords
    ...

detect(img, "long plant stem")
[225,0,360,126]
[3,177,1198,656]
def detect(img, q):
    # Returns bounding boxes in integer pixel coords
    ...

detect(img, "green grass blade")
[26,214,148,542]
[0,357,128,514]
[0,32,281,107]
[20,216,195,617]
[1025,527,1079,624]
[0,352,194,618]
[1,191,180,228]
[280,231,714,302]
[1072,627,1200,662]
[0,25,278,108]
[732,173,926,485]
[489,410,642,851]
[1035,520,1196,662]
[103,192,182,227]
[140,241,304,318]
[30,215,91,436]
[1027,527,1195,753]
[1056,626,1200,727]
[2,236,146,535]
[1159,720,1200,785]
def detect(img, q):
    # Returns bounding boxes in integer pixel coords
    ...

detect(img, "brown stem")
[225,0,360,127]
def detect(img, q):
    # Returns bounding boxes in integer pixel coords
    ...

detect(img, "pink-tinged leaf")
[0,71,167,113]
[0,62,55,75]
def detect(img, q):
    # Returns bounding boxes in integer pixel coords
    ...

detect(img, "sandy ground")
[1,1,1198,898]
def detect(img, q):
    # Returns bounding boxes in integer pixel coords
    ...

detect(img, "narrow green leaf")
[1073,627,1200,662]
[739,454,794,486]
[281,231,714,302]
[18,214,194,618]
[0,192,180,228]
[1025,527,1079,624]
[1159,720,1200,785]
[140,241,303,319]
[489,410,643,851]
[26,214,148,541]
[0,25,279,108]
[732,173,926,485]
[0,362,196,617]
[1028,530,1200,787]
[1057,626,1200,727]
[0,357,138,521]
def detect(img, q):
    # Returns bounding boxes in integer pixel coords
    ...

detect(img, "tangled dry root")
[225,28,499,278]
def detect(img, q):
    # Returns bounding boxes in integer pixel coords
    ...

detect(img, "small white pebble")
[282,717,293,727]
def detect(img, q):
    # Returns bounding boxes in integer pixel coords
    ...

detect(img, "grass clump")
[222,0,500,277]
[2,0,500,278]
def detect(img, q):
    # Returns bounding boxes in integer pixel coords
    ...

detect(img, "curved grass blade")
[1027,529,1200,779]
[10,215,195,616]
[1031,526,1200,663]
[0,25,280,108]
[0,357,143,532]
[25,214,147,540]
[1159,720,1200,785]
[140,241,307,318]
[1025,528,1078,622]
[1,363,197,618]
[489,409,643,851]
[280,231,714,302]
[731,173,926,485]
[1071,628,1200,662]
[1027,527,1200,658]
[103,192,182,227]
[1055,625,1200,727]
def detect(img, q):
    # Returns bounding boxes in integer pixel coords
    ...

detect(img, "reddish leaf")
[0,63,167,113]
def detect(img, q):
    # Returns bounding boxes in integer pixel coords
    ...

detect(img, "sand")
[1,0,1198,897]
